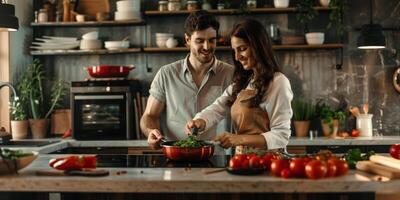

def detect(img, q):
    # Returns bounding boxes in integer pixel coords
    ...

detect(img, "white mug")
[356,114,373,137]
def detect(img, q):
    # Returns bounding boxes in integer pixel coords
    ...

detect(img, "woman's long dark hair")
[228,19,281,107]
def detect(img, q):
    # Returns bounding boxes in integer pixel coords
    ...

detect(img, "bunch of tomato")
[228,150,349,179]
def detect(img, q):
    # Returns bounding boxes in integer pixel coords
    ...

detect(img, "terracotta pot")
[321,119,339,138]
[51,109,71,135]
[294,121,310,137]
[29,119,49,139]
[10,120,29,139]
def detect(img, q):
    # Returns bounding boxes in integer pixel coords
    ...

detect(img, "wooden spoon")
[363,103,369,114]
[349,106,360,117]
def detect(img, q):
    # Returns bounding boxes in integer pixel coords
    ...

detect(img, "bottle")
[63,0,70,22]
[34,11,39,23]
[168,0,181,11]
[187,1,198,11]
[159,1,168,11]
[38,9,48,23]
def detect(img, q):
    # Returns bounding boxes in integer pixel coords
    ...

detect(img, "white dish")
[31,43,80,50]
[42,36,78,41]
[104,41,130,50]
[80,39,102,50]
[82,31,99,40]
[116,0,141,11]
[273,0,289,8]
[305,32,325,45]
[114,11,141,21]
[155,33,174,38]
[32,41,80,46]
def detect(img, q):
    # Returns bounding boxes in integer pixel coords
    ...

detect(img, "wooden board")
[370,155,400,170]
[356,161,400,179]
[76,0,110,16]
[36,169,109,177]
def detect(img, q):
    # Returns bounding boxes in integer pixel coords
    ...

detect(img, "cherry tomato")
[328,159,349,177]
[241,158,250,169]
[270,159,290,177]
[325,160,337,177]
[305,160,327,179]
[233,154,247,162]
[229,157,242,169]
[249,156,261,169]
[289,158,306,178]
[351,129,360,137]
[390,144,400,159]
[280,168,291,179]
[261,153,274,171]
[246,153,257,160]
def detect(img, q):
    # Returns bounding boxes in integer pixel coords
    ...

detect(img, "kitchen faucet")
[0,82,17,102]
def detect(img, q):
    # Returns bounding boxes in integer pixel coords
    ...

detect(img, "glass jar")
[159,1,168,11]
[38,9,48,23]
[187,1,198,11]
[168,0,181,11]
[217,3,225,10]
[247,0,257,9]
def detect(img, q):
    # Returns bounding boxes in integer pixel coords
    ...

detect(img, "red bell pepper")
[49,156,97,171]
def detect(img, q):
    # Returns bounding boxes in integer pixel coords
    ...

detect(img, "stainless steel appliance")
[71,79,141,140]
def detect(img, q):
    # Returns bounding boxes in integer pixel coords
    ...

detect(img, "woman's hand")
[185,119,206,135]
[214,132,243,149]
[147,129,163,150]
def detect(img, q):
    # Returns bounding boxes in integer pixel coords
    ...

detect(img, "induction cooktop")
[95,154,230,168]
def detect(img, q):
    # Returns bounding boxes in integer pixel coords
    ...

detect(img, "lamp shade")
[357,24,386,49]
[0,3,19,31]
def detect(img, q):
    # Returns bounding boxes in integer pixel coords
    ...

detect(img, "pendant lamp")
[357,0,385,49]
[0,1,19,32]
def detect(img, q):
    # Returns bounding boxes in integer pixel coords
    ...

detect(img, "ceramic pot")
[321,119,339,138]
[274,0,289,8]
[10,120,29,139]
[29,119,49,139]
[294,121,310,137]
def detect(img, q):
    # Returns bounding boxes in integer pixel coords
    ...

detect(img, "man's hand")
[185,119,206,135]
[214,132,243,149]
[147,129,163,150]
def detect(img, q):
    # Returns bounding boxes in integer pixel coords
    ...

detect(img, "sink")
[0,140,60,147]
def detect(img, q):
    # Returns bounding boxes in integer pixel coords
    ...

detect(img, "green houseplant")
[296,0,318,33]
[17,59,68,138]
[319,104,345,137]
[9,96,29,139]
[292,99,316,137]
[326,0,348,35]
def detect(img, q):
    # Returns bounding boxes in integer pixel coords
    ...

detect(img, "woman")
[186,19,293,152]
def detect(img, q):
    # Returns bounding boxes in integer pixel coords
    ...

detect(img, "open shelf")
[30,48,142,56]
[31,20,145,27]
[143,44,343,52]
[145,7,334,16]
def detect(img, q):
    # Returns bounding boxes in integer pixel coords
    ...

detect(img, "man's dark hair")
[184,10,219,36]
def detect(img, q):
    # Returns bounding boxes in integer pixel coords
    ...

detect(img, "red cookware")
[85,65,135,78]
[160,138,215,162]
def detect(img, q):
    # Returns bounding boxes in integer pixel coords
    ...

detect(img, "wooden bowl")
[0,152,38,174]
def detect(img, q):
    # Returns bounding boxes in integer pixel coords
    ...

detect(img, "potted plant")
[319,104,345,137]
[296,0,317,33]
[292,99,315,137]
[326,0,348,35]
[9,97,29,139]
[17,59,68,139]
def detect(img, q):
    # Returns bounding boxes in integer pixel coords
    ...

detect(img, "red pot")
[161,141,214,162]
[85,65,135,78]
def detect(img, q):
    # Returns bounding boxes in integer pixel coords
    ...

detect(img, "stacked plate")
[31,36,80,50]
[155,33,174,48]
[115,0,141,21]
[80,31,102,50]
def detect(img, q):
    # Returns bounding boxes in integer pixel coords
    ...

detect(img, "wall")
[13,0,400,136]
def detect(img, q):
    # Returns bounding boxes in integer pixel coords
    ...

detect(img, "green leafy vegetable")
[0,149,33,160]
[173,135,206,148]
[344,149,375,169]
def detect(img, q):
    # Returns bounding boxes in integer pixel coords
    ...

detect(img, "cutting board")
[36,169,109,177]
[356,161,400,179]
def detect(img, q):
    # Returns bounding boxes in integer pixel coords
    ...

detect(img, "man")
[140,10,234,149]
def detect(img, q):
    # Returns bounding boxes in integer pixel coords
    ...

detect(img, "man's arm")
[140,96,166,137]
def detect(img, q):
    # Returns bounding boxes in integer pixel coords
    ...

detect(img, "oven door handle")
[74,95,125,100]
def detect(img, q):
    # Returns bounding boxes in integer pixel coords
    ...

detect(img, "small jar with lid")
[159,1,168,11]
[187,1,198,11]
[247,0,257,9]
[38,9,48,23]
[168,0,182,11]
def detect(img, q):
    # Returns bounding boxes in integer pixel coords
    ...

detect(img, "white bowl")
[156,40,166,48]
[80,39,102,50]
[305,32,325,45]
[274,0,289,8]
[104,41,130,50]
[116,0,141,10]
[114,11,141,21]
[155,33,174,38]
[82,31,99,40]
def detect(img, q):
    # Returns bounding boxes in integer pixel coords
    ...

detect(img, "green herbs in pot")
[173,136,205,148]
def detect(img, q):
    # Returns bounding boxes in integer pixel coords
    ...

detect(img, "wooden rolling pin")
[356,161,400,179]
[369,155,400,170]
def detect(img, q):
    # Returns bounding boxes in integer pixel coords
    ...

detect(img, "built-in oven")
[71,80,141,140]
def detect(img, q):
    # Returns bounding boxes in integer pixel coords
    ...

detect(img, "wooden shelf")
[31,20,145,27]
[143,44,343,52]
[30,48,141,56]
[145,7,334,16]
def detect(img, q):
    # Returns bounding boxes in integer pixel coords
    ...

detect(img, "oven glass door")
[73,94,127,140]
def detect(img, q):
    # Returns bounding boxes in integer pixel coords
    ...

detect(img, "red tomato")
[289,158,306,177]
[246,153,257,160]
[328,159,349,177]
[241,158,250,169]
[280,168,291,179]
[233,154,247,162]
[270,159,290,177]
[261,153,274,171]
[390,144,400,159]
[351,129,360,137]
[229,157,242,169]
[325,161,337,177]
[249,156,261,169]
[305,160,327,179]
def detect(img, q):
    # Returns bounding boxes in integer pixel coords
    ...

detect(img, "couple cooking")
[140,10,293,154]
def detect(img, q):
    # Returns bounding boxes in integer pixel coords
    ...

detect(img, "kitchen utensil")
[36,169,109,177]
[0,152,38,174]
[104,40,130,50]
[85,65,135,78]
[349,106,360,118]
[201,168,225,175]
[356,161,400,179]
[160,136,215,162]
[369,155,400,170]
[363,103,369,114]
